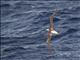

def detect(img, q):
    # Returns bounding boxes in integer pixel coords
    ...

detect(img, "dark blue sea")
[1,1,80,60]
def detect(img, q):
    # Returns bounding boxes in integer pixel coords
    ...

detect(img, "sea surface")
[1,1,80,60]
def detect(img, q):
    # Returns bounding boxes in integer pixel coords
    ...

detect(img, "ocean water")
[1,1,80,60]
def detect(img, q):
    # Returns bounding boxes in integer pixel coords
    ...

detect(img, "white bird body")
[51,30,59,35]
[46,29,59,36]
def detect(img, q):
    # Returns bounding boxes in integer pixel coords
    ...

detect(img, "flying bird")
[47,15,59,43]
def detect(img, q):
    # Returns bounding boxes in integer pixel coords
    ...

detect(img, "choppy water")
[1,1,80,60]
